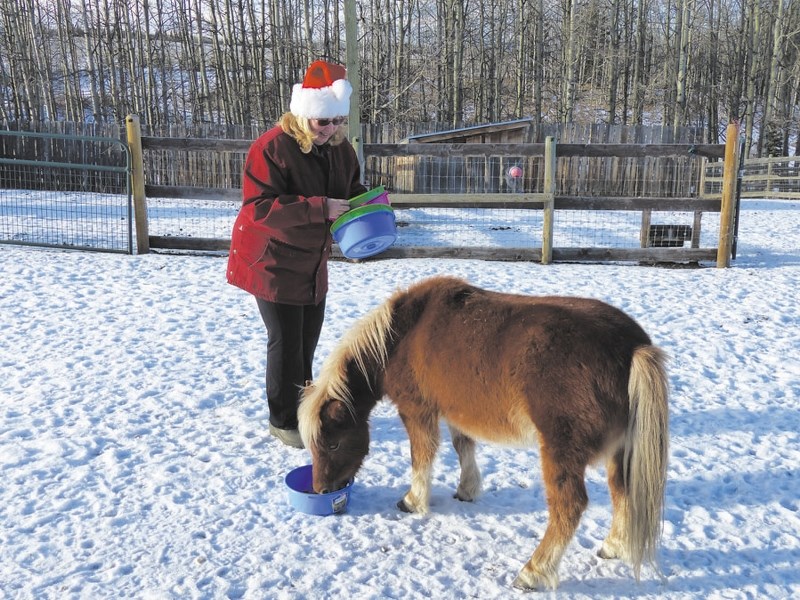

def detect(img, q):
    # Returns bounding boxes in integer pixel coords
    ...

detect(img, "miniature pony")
[299,276,668,590]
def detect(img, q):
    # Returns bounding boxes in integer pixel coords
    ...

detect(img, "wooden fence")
[126,115,740,267]
[703,155,800,199]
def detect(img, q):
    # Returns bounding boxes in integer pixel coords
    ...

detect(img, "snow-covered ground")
[1,199,798,598]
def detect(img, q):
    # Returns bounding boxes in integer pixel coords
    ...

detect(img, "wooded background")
[1,0,798,157]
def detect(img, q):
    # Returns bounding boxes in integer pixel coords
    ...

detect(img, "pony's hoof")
[512,574,544,592]
[598,538,624,560]
[397,499,413,513]
[512,566,558,591]
[597,547,616,560]
[453,492,475,502]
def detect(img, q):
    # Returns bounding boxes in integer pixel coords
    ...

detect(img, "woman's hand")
[325,197,350,221]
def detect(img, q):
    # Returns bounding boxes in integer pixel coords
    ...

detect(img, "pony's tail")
[624,345,669,580]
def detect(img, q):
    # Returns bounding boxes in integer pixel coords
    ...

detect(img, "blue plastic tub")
[285,464,352,516]
[331,204,397,259]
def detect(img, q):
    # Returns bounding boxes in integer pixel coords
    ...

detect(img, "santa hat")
[290,60,352,119]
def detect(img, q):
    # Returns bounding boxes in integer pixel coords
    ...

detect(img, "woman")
[227,60,367,448]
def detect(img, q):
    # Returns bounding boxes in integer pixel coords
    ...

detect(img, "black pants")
[256,297,326,430]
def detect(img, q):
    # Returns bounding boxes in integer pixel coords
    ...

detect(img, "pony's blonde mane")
[298,297,395,449]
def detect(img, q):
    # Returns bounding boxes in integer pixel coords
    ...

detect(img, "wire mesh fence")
[393,207,543,249]
[146,196,239,241]
[553,209,719,249]
[0,186,130,252]
[0,130,132,253]
[705,155,800,199]
[2,121,743,260]
[367,153,706,198]
[144,201,544,250]
[143,200,720,255]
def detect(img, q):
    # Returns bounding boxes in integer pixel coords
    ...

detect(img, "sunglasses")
[315,117,346,126]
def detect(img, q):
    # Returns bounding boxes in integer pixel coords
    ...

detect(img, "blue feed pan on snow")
[285,464,353,516]
[331,204,397,259]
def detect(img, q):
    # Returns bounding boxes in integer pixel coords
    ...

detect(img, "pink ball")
[509,166,523,178]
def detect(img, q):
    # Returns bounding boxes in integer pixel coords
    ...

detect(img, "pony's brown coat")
[299,276,669,590]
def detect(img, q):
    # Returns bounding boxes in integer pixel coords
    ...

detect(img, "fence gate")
[0,129,133,253]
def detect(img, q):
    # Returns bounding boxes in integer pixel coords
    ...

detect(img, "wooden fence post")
[125,114,150,254]
[541,136,556,264]
[767,156,773,193]
[698,157,707,198]
[716,122,740,267]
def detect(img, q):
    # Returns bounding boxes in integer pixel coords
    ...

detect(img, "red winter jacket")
[227,126,367,305]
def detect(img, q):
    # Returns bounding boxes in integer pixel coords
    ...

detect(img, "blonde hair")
[279,113,347,154]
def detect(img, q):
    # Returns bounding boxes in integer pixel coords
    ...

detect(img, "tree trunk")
[760,0,786,156]
[632,0,647,125]
[673,0,693,132]
[561,0,578,124]
[606,0,622,124]
[743,0,758,156]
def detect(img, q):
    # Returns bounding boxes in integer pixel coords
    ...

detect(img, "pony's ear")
[321,399,350,424]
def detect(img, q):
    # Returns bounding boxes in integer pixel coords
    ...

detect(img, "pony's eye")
[328,442,340,451]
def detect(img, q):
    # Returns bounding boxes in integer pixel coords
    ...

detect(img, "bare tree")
[631,0,649,124]
[673,0,693,131]
[761,0,787,155]
[0,0,798,155]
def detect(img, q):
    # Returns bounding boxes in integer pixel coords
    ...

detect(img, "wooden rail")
[364,142,725,159]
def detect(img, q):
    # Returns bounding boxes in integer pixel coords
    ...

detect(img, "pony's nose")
[320,488,331,495]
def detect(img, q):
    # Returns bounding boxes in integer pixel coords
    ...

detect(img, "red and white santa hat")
[290,60,352,119]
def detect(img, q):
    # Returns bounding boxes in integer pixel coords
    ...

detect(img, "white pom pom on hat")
[290,60,352,119]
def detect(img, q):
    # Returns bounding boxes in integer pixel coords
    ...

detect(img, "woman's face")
[309,117,345,145]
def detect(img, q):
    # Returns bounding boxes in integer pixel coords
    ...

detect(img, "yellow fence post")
[344,0,363,177]
[125,114,150,254]
[541,136,556,264]
[716,122,740,267]
[767,156,773,194]
[698,157,708,199]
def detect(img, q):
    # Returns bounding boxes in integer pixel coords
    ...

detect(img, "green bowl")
[348,185,389,208]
